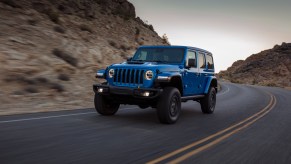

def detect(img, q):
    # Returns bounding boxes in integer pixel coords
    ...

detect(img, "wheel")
[157,87,181,124]
[138,105,149,109]
[200,87,216,114]
[94,94,119,115]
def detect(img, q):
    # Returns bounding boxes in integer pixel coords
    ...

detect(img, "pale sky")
[128,0,291,72]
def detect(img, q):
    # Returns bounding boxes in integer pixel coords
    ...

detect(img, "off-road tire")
[138,105,149,109]
[94,94,119,115]
[157,87,181,124]
[200,87,216,114]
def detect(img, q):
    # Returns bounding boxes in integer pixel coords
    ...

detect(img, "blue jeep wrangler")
[93,46,217,124]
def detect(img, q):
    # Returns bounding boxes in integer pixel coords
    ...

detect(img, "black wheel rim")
[104,97,118,110]
[170,94,179,117]
[210,91,216,111]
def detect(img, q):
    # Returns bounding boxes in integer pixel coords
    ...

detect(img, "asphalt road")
[0,82,291,164]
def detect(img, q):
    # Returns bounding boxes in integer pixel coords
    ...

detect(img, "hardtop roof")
[139,45,212,55]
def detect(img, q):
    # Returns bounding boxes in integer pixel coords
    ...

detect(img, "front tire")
[157,87,181,124]
[94,94,119,115]
[200,87,216,114]
[138,104,149,109]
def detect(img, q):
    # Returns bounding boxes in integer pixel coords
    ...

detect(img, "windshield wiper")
[128,59,145,63]
[131,60,145,62]
[149,60,167,63]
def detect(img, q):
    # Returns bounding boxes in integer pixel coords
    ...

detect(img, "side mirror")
[188,58,196,68]
[127,57,133,62]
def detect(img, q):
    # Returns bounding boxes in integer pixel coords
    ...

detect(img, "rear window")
[198,53,206,69]
[206,54,214,69]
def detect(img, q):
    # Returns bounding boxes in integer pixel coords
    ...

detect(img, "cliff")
[219,42,291,88]
[0,0,168,115]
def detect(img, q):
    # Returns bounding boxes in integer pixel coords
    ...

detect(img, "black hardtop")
[139,45,212,56]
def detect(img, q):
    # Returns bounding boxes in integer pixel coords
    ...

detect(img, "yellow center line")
[147,93,275,164]
[168,95,276,163]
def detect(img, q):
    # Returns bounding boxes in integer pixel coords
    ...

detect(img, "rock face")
[0,0,168,115]
[219,43,291,88]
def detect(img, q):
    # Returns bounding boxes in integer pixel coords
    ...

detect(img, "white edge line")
[0,107,138,124]
[1,84,232,124]
[217,85,230,96]
[0,112,96,124]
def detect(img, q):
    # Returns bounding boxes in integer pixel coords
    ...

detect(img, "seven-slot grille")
[113,68,145,85]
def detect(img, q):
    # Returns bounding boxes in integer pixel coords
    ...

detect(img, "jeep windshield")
[131,48,185,63]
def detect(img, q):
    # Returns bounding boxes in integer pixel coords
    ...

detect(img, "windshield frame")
[132,47,186,64]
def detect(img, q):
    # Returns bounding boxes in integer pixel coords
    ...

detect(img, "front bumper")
[93,84,162,99]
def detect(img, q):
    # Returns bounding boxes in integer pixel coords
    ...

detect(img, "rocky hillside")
[219,42,291,88]
[0,0,168,115]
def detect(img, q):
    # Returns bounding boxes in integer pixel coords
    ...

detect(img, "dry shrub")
[58,74,70,81]
[80,24,93,33]
[1,0,20,8]
[52,49,78,67]
[46,10,59,24]
[230,79,240,84]
[4,75,36,85]
[138,40,144,45]
[120,44,127,52]
[265,82,277,87]
[35,77,49,84]
[49,83,65,92]
[108,40,118,48]
[54,26,66,34]
[13,90,25,95]
[135,27,140,35]
[24,87,39,93]
[27,19,38,26]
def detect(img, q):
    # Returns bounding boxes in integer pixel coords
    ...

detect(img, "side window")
[206,54,214,70]
[186,51,196,67]
[198,52,206,69]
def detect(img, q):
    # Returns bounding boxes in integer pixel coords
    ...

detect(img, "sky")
[128,0,291,72]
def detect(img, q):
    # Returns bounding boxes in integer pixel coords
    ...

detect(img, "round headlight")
[145,70,153,80]
[108,69,114,78]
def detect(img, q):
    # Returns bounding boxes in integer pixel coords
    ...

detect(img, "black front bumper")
[93,84,162,100]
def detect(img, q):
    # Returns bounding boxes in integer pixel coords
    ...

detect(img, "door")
[182,50,200,96]
[197,52,207,94]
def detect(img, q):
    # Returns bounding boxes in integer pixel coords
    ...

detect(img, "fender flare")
[155,72,183,95]
[203,76,217,94]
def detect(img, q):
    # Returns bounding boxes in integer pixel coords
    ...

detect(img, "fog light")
[98,88,104,93]
[142,91,150,97]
